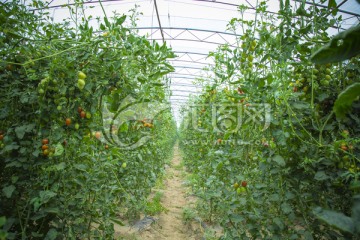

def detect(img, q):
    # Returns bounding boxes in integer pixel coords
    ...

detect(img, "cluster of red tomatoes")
[41,138,50,156]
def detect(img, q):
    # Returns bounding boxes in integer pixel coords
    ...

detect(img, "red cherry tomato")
[65,118,71,126]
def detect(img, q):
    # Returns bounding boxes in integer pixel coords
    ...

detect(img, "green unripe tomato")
[40,77,49,85]
[321,80,330,86]
[77,79,86,90]
[78,71,87,79]
[121,162,127,168]
[86,112,91,119]
[57,105,62,111]
[251,40,257,47]
[236,187,246,194]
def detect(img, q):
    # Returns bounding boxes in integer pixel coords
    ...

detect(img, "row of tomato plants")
[0,1,176,239]
[180,1,359,239]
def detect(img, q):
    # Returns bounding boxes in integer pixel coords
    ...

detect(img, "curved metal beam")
[171,94,200,97]
[169,73,204,77]
[171,88,201,91]
[170,76,199,80]
[174,51,209,56]
[173,65,205,70]
[171,91,200,94]
[170,83,202,87]
[30,0,119,11]
[151,38,236,47]
[169,59,214,66]
[134,26,240,37]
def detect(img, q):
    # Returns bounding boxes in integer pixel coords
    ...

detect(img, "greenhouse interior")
[1,0,360,239]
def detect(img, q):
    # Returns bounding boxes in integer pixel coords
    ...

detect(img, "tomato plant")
[0,1,176,238]
[180,1,360,239]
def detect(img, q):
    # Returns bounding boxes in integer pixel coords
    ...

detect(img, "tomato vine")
[180,1,360,239]
[0,1,176,238]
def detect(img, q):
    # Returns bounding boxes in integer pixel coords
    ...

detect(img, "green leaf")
[314,171,329,181]
[100,23,105,31]
[11,176,19,184]
[352,195,360,234]
[229,213,244,223]
[281,203,293,214]
[54,162,66,171]
[350,181,360,191]
[2,185,15,198]
[311,25,360,64]
[328,0,337,9]
[31,232,43,238]
[266,73,274,84]
[119,122,128,132]
[111,217,124,226]
[0,217,5,227]
[296,4,307,17]
[43,207,60,214]
[4,143,19,151]
[313,207,354,234]
[333,83,360,119]
[116,15,126,26]
[292,101,310,110]
[299,24,312,35]
[104,17,110,28]
[39,190,56,204]
[273,155,285,166]
[269,193,280,202]
[74,164,87,171]
[273,217,285,230]
[31,198,41,212]
[44,228,57,240]
[152,82,165,86]
[53,143,64,156]
[15,123,35,139]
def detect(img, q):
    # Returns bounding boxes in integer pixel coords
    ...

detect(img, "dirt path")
[139,144,190,240]
[115,144,194,240]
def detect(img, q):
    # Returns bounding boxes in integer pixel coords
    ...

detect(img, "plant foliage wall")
[179,0,360,239]
[0,1,177,238]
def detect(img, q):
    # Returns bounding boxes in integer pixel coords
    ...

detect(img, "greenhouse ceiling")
[30,0,360,119]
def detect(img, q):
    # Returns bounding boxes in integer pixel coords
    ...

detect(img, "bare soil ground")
[115,145,196,240]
